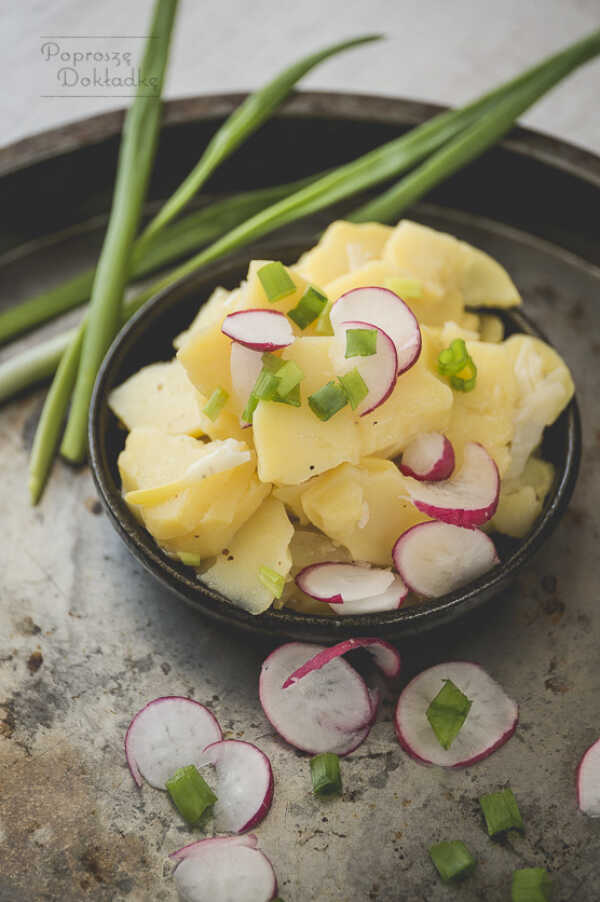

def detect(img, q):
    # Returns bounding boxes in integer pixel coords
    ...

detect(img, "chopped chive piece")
[166,765,217,824]
[242,392,260,424]
[314,300,334,336]
[202,386,229,421]
[426,679,473,750]
[429,841,476,882]
[308,381,348,421]
[438,338,469,375]
[288,285,328,329]
[258,261,296,303]
[339,368,368,410]
[345,327,377,358]
[385,276,424,299]
[261,351,286,373]
[258,565,285,598]
[275,360,304,398]
[479,788,524,836]
[275,382,301,407]
[254,369,281,401]
[511,868,552,902]
[178,552,204,567]
[450,356,478,392]
[310,752,342,796]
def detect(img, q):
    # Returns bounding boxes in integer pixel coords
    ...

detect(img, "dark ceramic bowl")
[89,237,580,642]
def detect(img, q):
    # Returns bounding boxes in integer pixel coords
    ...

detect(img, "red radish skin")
[124,696,222,789]
[282,637,401,689]
[394,661,518,767]
[400,432,455,482]
[222,309,294,351]
[577,736,600,817]
[393,521,498,598]
[401,442,500,527]
[170,834,258,862]
[295,562,395,604]
[331,320,398,415]
[171,835,277,902]
[200,740,274,834]
[330,286,421,375]
[328,575,408,615]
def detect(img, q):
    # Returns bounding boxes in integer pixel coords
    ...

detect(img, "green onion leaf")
[202,386,229,421]
[275,382,301,407]
[314,300,334,336]
[260,352,286,373]
[178,551,204,567]
[479,788,524,837]
[426,679,472,750]
[384,276,424,299]
[242,393,260,425]
[511,867,552,902]
[310,753,342,797]
[258,565,286,598]
[254,369,281,401]
[308,381,348,421]
[288,285,328,329]
[345,328,378,358]
[166,764,217,824]
[339,368,369,410]
[258,262,296,303]
[437,338,468,375]
[275,360,304,398]
[429,841,476,882]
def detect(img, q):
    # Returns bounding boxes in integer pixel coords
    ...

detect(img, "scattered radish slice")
[200,740,274,834]
[295,562,395,604]
[259,642,374,755]
[394,661,518,767]
[400,432,455,481]
[328,575,408,615]
[330,320,398,415]
[171,835,277,902]
[230,342,263,421]
[577,737,600,817]
[125,697,222,789]
[393,521,498,598]
[401,442,500,527]
[222,309,294,351]
[330,286,421,374]
[282,637,401,689]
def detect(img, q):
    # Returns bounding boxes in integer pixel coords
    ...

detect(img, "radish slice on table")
[230,342,263,420]
[222,309,294,351]
[200,740,274,834]
[394,661,518,767]
[282,637,401,688]
[328,575,408,615]
[125,697,222,789]
[330,286,421,374]
[402,442,500,527]
[393,521,498,598]
[259,642,374,754]
[400,432,455,482]
[296,562,395,604]
[330,320,398,415]
[171,835,277,902]
[577,737,600,817]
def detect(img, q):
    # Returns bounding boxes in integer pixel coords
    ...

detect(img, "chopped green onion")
[451,356,478,392]
[479,788,524,836]
[310,753,342,797]
[202,386,229,421]
[345,328,377,358]
[511,868,552,902]
[288,286,328,329]
[429,841,476,882]
[275,382,301,407]
[258,565,286,598]
[258,262,296,303]
[261,351,285,372]
[242,359,283,423]
[254,369,281,401]
[426,679,472,750]
[275,360,304,398]
[308,381,348,421]
[178,552,204,567]
[166,765,217,824]
[314,300,334,336]
[242,393,260,425]
[339,368,369,410]
[438,338,469,375]
[384,276,424,299]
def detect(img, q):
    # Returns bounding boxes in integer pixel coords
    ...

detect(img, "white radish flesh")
[393,521,498,598]
[577,737,600,817]
[172,836,277,902]
[328,575,408,615]
[330,320,398,415]
[282,637,401,688]
[200,740,274,834]
[295,562,395,604]
[125,697,222,790]
[170,834,257,862]
[222,309,294,351]
[230,342,263,420]
[394,661,518,767]
[400,432,455,481]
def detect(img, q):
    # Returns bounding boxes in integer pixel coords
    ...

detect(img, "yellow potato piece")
[491,485,542,539]
[272,484,310,525]
[459,243,521,308]
[201,497,293,614]
[295,221,392,286]
[174,286,235,350]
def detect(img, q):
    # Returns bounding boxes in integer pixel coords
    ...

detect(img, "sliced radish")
[222,309,294,351]
[296,562,395,604]
[394,661,518,767]
[124,696,222,789]
[230,342,263,421]
[577,737,600,817]
[330,320,398,415]
[402,442,500,527]
[400,432,455,481]
[330,286,421,375]
[199,740,273,834]
[393,521,498,598]
[328,575,408,615]
[259,642,374,755]
[282,637,401,689]
[171,835,277,902]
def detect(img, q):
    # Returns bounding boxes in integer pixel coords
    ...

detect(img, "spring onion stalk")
[429,841,476,883]
[345,328,377,358]
[287,286,328,329]
[479,788,524,836]
[59,0,178,464]
[258,565,286,598]
[511,868,552,902]
[166,765,217,824]
[310,753,342,796]
[426,679,473,750]
[275,360,304,398]
[314,300,334,336]
[202,386,229,421]
[257,261,297,303]
[339,368,368,410]
[308,381,348,421]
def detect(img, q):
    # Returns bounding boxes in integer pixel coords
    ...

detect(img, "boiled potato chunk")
[174,286,237,349]
[295,221,392,286]
[272,483,310,525]
[490,455,555,539]
[459,242,521,308]
[201,497,293,614]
